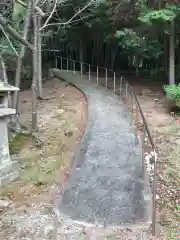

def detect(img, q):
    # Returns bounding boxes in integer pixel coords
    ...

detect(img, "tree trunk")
[79,40,83,63]
[111,45,118,70]
[13,0,32,111]
[32,10,38,130]
[79,40,84,71]
[105,44,110,68]
[169,20,175,85]
[0,54,8,83]
[164,35,168,75]
[37,14,43,98]
[91,41,95,65]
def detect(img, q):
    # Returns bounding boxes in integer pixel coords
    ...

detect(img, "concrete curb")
[51,69,93,197]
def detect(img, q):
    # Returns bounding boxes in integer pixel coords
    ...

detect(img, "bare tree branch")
[36,0,48,7]
[40,0,58,30]
[16,0,45,17]
[0,24,19,57]
[0,14,33,50]
[40,0,96,30]
[0,54,8,83]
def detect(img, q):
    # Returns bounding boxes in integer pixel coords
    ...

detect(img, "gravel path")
[0,71,152,239]
[53,70,151,228]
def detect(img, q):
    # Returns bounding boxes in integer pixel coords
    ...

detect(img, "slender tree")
[169,20,175,84]
[37,13,43,99]
[32,1,38,130]
[13,0,32,111]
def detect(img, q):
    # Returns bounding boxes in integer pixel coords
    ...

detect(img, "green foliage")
[164,84,180,107]
[115,28,163,68]
[138,2,180,28]
[142,41,163,59]
[148,67,166,82]
[139,9,176,25]
[115,28,140,49]
[138,0,180,23]
[0,2,25,59]
[0,38,20,56]
[9,133,30,155]
[12,2,26,32]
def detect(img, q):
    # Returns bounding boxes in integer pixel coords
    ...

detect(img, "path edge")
[51,69,152,233]
[51,69,92,199]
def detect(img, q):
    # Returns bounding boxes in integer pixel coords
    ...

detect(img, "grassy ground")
[4,78,87,195]
[131,81,180,240]
[0,75,179,239]
[0,78,87,239]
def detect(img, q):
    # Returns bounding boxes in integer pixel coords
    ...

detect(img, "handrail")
[59,56,156,150]
[133,91,156,151]
[42,51,157,237]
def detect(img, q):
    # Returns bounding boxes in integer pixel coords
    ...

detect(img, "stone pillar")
[0,82,20,186]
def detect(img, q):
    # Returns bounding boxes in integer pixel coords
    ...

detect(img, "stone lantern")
[0,82,19,186]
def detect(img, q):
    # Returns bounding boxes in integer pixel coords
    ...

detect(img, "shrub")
[164,84,180,107]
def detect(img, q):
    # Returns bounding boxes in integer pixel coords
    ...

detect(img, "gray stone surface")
[0,85,20,186]
[0,108,16,116]
[0,82,19,92]
[53,70,150,226]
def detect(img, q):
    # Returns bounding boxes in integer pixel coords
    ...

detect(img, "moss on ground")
[9,133,31,155]
[20,153,65,186]
[3,118,77,198]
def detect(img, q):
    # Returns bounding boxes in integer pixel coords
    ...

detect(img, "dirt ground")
[94,72,180,239]
[0,77,87,239]
[131,81,180,240]
[0,75,179,239]
[88,73,180,239]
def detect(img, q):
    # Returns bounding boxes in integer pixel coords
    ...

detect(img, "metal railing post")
[113,72,116,93]
[55,57,57,68]
[97,66,99,85]
[89,65,91,82]
[125,82,128,102]
[80,62,83,78]
[152,153,157,237]
[125,82,128,103]
[105,68,108,88]
[60,57,62,70]
[141,123,145,172]
[73,60,76,75]
[130,92,134,126]
[136,100,138,129]
[134,102,139,146]
[67,58,68,71]
[112,70,157,237]
[120,77,122,99]
[69,58,72,71]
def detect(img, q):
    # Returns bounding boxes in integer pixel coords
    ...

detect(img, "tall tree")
[13,0,32,111]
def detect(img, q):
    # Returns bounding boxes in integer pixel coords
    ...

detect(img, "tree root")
[8,115,30,135]
[32,131,43,148]
[9,115,43,148]
[37,96,56,100]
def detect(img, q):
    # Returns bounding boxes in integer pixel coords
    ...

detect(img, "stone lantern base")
[0,118,20,186]
[0,161,20,186]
